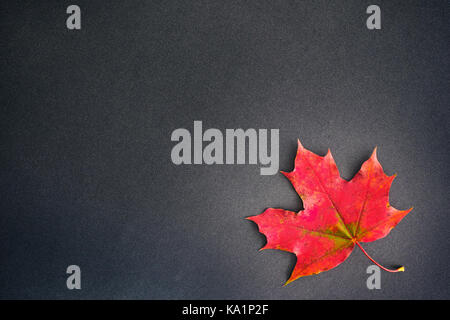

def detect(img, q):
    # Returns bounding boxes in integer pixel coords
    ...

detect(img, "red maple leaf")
[247,140,412,285]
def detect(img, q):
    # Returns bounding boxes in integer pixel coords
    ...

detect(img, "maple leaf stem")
[355,242,405,273]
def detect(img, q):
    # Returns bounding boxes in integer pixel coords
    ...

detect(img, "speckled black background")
[1,1,449,299]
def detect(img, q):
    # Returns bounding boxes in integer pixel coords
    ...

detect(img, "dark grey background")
[1,0,449,299]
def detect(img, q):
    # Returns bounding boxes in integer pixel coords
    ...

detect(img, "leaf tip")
[280,170,290,177]
[245,216,255,222]
[283,279,293,287]
[325,148,334,160]
[284,273,303,286]
[397,266,405,272]
[371,146,378,160]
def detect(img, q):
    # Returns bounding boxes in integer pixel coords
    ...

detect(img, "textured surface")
[0,1,449,299]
